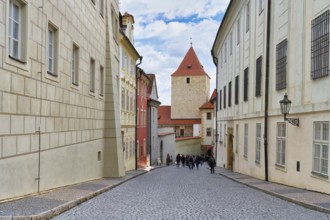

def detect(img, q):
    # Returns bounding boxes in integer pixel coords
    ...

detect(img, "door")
[227,127,234,170]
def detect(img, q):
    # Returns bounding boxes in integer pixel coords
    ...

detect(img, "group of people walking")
[174,154,216,173]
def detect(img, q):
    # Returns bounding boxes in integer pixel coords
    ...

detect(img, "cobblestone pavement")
[53,165,330,220]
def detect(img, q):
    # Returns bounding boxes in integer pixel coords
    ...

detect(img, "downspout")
[211,50,219,158]
[135,56,143,170]
[264,0,272,182]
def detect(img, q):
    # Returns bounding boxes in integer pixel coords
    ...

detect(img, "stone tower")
[171,47,210,119]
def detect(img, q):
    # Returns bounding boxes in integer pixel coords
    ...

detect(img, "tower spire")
[190,37,193,47]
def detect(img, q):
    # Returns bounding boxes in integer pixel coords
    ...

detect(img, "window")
[276,39,287,90]
[90,58,95,92]
[224,86,226,109]
[100,0,104,17]
[230,32,233,55]
[276,123,286,167]
[47,24,58,76]
[206,128,212,137]
[121,87,125,110]
[313,122,329,177]
[259,0,264,14]
[256,56,262,97]
[244,67,249,101]
[225,42,227,63]
[237,18,240,45]
[235,76,239,104]
[244,124,248,158]
[246,2,250,32]
[186,77,190,84]
[207,112,212,120]
[219,90,222,110]
[219,124,223,144]
[72,44,79,85]
[256,123,261,163]
[224,124,227,147]
[100,66,104,96]
[228,81,232,107]
[8,0,27,62]
[311,10,329,80]
[236,124,239,154]
[111,7,118,42]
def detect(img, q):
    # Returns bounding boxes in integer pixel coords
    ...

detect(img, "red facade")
[137,69,150,168]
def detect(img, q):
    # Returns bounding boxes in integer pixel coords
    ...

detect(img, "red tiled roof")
[171,47,210,78]
[158,106,201,125]
[199,101,214,109]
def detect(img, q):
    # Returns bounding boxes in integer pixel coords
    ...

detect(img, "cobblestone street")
[53,165,330,220]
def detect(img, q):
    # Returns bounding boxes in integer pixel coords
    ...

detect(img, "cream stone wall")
[213,0,330,194]
[0,0,124,200]
[171,76,210,119]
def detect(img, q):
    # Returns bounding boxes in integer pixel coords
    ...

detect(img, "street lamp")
[279,93,299,127]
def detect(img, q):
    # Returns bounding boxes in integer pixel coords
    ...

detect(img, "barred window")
[244,68,249,101]
[276,39,287,90]
[276,123,286,167]
[224,86,226,109]
[235,76,239,104]
[313,122,329,177]
[256,56,262,97]
[311,10,329,80]
[228,81,232,107]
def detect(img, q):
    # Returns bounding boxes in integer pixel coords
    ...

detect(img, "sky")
[119,0,230,105]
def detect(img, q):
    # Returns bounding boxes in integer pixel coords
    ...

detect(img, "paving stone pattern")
[53,166,330,220]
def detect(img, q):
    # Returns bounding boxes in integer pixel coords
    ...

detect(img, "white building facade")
[0,0,124,200]
[212,0,330,194]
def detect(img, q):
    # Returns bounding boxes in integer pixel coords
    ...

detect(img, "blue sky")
[120,0,230,105]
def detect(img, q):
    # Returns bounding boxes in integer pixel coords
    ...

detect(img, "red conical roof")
[171,47,210,78]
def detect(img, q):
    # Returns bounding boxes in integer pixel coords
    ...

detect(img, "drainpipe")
[264,0,272,182]
[135,56,143,170]
[211,50,219,158]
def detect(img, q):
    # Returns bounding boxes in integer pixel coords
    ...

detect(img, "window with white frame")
[237,18,240,45]
[230,32,233,55]
[219,124,223,144]
[8,0,27,62]
[206,128,212,137]
[72,44,79,85]
[90,58,95,92]
[246,2,250,32]
[313,122,329,177]
[47,24,58,76]
[121,87,125,111]
[276,123,286,167]
[224,124,227,147]
[256,123,261,163]
[100,66,104,96]
[244,123,248,158]
[259,0,264,14]
[235,124,239,154]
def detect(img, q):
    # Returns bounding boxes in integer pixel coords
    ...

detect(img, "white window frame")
[259,0,264,15]
[276,123,286,167]
[312,122,329,177]
[90,58,95,92]
[256,123,261,163]
[47,23,58,76]
[72,44,79,85]
[246,1,250,32]
[8,0,21,60]
[237,17,240,45]
[219,124,223,144]
[244,123,248,158]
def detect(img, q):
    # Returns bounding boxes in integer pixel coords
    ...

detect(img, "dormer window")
[187,64,192,69]
[186,77,190,84]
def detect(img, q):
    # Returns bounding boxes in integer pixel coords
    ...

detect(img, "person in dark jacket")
[176,154,181,167]
[195,156,201,170]
[209,155,216,174]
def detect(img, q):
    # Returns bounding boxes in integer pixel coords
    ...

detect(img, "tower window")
[186,77,190,84]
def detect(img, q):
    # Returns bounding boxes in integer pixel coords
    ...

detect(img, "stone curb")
[218,171,330,215]
[1,166,165,220]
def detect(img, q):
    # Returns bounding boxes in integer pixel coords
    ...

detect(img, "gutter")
[264,0,272,182]
[135,56,143,170]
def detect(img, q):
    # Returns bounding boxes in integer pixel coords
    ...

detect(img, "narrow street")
[53,165,330,220]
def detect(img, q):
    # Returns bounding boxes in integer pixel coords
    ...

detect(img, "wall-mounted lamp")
[279,93,299,127]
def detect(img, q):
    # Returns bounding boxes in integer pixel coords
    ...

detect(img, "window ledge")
[311,171,328,179]
[9,55,26,64]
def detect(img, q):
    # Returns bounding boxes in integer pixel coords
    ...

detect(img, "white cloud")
[120,0,230,105]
